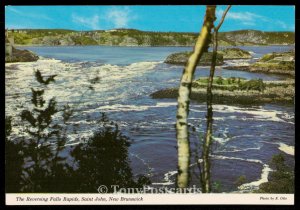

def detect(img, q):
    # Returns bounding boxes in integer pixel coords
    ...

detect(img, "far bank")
[7,29,295,47]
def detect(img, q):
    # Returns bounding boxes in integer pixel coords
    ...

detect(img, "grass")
[195,77,246,85]
[193,77,267,92]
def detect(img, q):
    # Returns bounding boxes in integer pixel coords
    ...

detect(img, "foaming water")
[6,46,294,193]
[211,154,272,192]
[278,143,294,156]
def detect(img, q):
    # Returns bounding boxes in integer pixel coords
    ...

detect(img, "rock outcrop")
[150,78,294,105]
[218,48,252,60]
[5,47,39,63]
[250,51,294,76]
[224,51,295,76]
[164,51,224,66]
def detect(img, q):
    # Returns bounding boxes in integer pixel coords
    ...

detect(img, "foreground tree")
[256,153,294,193]
[6,70,150,193]
[176,6,216,188]
[5,116,24,192]
[71,114,150,193]
[19,70,74,192]
[201,6,231,193]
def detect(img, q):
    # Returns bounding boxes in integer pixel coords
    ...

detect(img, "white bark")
[176,6,216,188]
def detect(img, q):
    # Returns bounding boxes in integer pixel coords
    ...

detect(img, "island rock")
[164,51,224,66]
[218,48,252,60]
[249,51,295,76]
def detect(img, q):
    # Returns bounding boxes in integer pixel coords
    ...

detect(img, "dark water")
[7,45,294,192]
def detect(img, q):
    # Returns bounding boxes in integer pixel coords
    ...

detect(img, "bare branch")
[215,5,231,31]
[200,5,231,193]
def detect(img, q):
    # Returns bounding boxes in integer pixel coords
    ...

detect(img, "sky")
[5,5,295,32]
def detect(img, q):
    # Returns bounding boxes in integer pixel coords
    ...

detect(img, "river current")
[5,45,294,192]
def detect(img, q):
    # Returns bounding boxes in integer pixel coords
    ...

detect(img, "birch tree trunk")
[201,6,231,193]
[176,6,216,188]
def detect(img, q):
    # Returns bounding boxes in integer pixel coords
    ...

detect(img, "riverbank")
[7,29,295,46]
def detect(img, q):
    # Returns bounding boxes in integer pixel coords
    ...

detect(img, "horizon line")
[6,28,295,33]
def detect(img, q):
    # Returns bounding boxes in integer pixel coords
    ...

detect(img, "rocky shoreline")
[5,47,39,63]
[224,51,295,76]
[223,65,295,77]
[150,79,294,105]
[165,48,295,77]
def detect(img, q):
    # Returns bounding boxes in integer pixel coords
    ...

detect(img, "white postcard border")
[6,193,294,205]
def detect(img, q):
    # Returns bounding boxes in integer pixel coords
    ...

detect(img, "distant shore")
[7,29,295,47]
[14,44,295,48]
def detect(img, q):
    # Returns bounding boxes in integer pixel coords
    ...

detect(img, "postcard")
[5,5,295,205]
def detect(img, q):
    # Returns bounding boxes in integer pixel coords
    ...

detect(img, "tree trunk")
[201,5,231,193]
[176,6,216,188]
[201,30,217,193]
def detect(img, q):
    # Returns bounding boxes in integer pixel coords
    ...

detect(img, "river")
[5,45,294,192]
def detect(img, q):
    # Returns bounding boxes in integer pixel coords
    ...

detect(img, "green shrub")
[72,36,98,45]
[71,114,150,193]
[235,175,247,186]
[256,153,294,193]
[239,79,266,92]
[212,180,222,193]
[5,70,151,193]
[216,76,223,85]
[259,53,276,62]
[5,116,24,193]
